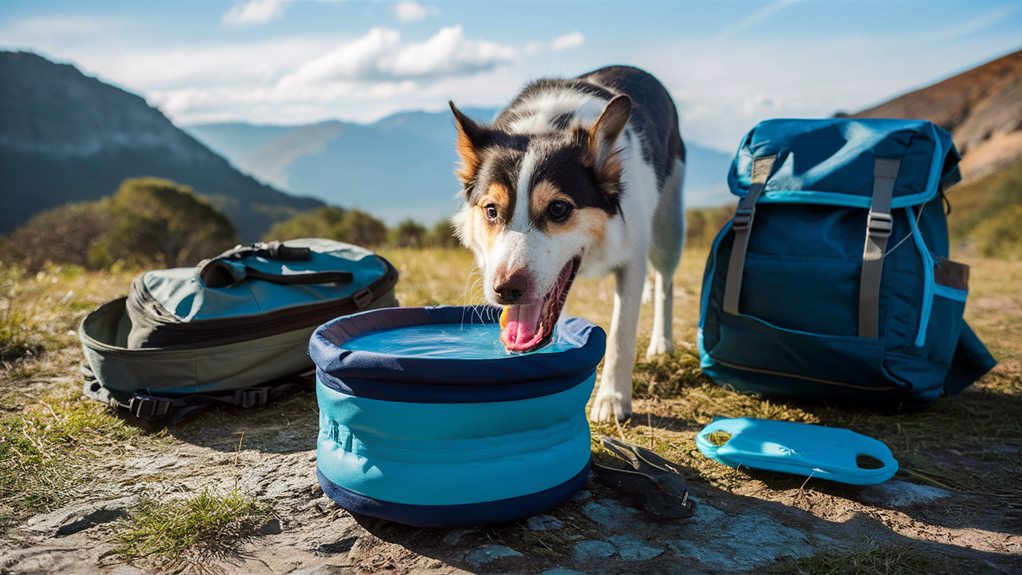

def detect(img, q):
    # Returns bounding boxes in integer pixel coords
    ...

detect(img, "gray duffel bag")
[80,238,398,423]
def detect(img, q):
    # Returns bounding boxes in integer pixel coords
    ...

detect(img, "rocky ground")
[1,249,1020,574]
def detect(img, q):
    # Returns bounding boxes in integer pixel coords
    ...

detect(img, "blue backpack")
[699,119,996,409]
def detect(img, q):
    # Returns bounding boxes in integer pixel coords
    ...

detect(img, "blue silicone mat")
[695,418,898,485]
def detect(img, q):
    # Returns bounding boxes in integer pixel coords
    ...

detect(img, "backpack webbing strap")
[858,158,901,338]
[723,155,776,316]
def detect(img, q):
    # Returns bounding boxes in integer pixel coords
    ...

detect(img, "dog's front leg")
[591,259,646,422]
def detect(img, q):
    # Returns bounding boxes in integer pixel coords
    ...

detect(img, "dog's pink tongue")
[500,303,543,351]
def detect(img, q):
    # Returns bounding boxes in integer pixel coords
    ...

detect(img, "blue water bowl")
[309,305,606,527]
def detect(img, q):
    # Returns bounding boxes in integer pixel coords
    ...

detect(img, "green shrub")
[262,206,388,247]
[95,178,237,267]
[390,219,428,248]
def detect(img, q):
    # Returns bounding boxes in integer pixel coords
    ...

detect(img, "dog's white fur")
[453,77,685,422]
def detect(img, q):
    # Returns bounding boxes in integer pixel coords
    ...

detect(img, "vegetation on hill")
[948,157,1022,259]
[261,206,459,248]
[4,178,237,270]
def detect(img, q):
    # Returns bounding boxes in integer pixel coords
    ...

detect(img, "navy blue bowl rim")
[310,304,606,386]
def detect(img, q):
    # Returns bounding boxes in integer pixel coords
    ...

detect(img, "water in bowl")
[342,322,576,359]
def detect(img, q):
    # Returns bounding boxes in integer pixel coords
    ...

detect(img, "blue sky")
[1,0,1020,150]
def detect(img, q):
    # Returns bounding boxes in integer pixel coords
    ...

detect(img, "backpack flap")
[728,118,961,208]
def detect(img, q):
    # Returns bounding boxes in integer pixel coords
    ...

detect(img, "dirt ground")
[1,247,1020,574]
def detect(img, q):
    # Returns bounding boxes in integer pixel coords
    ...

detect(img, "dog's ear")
[450,101,489,185]
[588,95,631,182]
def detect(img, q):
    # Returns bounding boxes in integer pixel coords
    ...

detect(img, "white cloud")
[281,25,515,87]
[931,3,1020,41]
[393,1,436,22]
[0,15,129,42]
[223,0,285,26]
[550,32,585,51]
[713,0,797,39]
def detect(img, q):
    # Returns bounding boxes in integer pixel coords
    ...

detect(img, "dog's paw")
[590,391,632,423]
[645,338,673,360]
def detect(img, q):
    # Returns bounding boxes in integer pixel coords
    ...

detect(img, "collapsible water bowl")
[309,305,606,527]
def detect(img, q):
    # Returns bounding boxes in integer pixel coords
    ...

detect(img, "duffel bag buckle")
[129,394,172,421]
[867,211,893,238]
[235,387,269,409]
[353,287,374,309]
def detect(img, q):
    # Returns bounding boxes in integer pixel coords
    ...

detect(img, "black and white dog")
[450,66,685,422]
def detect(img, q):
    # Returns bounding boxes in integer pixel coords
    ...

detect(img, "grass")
[114,488,275,569]
[0,387,141,529]
[773,542,944,575]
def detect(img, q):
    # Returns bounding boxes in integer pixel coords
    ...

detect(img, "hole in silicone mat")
[856,454,885,469]
[706,431,732,446]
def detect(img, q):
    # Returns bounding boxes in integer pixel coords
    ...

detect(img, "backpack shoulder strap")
[857,157,900,338]
[723,155,776,316]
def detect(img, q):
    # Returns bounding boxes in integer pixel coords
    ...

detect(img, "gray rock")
[861,480,952,508]
[669,508,811,571]
[442,527,476,546]
[24,498,133,537]
[464,544,522,568]
[580,500,635,529]
[573,539,616,561]
[607,535,663,561]
[526,514,564,531]
[541,569,589,575]
[258,517,283,535]
[570,489,593,503]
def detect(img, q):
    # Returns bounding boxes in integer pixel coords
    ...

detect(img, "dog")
[450,65,685,422]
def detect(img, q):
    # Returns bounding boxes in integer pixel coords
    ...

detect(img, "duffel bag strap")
[199,258,353,288]
[82,364,312,425]
[857,158,901,338]
[723,155,776,316]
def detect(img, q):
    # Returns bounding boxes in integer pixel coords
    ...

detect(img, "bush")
[3,202,112,270]
[262,207,388,247]
[3,178,237,270]
[390,219,428,248]
[428,219,461,248]
[93,178,238,267]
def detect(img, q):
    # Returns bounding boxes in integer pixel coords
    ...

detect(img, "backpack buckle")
[235,387,269,409]
[867,211,893,238]
[129,394,172,421]
[732,208,755,231]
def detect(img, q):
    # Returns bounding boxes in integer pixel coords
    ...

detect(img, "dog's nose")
[493,270,529,305]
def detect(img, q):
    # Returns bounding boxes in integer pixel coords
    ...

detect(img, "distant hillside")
[0,51,322,240]
[186,110,733,225]
[852,48,1022,181]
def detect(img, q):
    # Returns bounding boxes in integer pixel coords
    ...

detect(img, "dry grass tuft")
[114,488,275,569]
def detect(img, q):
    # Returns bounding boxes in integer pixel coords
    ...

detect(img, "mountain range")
[2,47,1019,241]
[0,51,322,240]
[184,111,735,226]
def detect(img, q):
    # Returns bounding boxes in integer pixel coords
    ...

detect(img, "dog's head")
[449,96,631,352]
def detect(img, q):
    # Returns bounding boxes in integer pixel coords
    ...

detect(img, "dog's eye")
[547,200,573,223]
[484,204,499,222]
